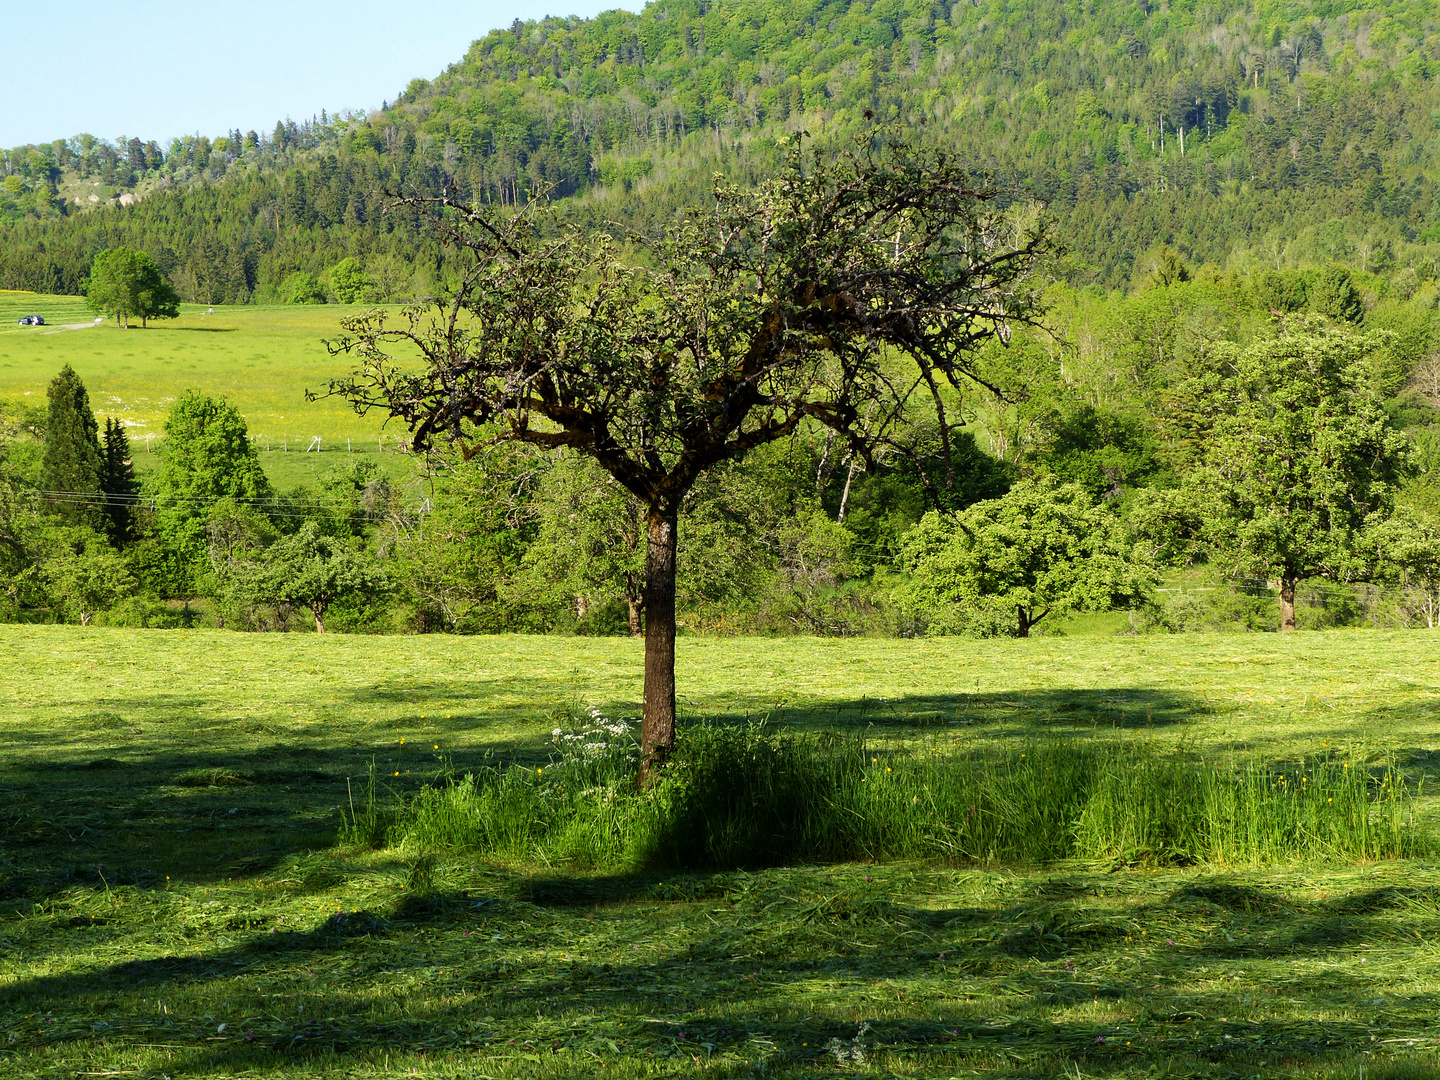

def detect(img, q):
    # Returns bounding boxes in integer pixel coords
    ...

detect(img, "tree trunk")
[624,572,643,638]
[837,456,858,523]
[1017,605,1031,638]
[641,504,678,781]
[313,604,326,633]
[1279,576,1298,631]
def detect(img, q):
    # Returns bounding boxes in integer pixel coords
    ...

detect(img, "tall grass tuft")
[379,717,1422,871]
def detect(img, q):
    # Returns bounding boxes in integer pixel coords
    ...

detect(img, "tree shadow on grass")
[708,687,1206,734]
[0,682,1273,909]
[2,865,1433,1077]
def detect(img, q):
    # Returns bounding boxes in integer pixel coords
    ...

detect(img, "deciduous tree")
[149,391,271,591]
[330,133,1050,774]
[85,248,180,328]
[1172,318,1407,630]
[39,530,136,626]
[257,520,387,633]
[899,478,1156,637]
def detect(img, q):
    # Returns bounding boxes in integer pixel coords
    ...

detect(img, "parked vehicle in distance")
[16,314,45,326]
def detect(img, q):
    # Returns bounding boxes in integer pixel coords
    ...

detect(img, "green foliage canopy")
[899,478,1157,636]
[253,519,387,633]
[85,247,180,328]
[1160,319,1409,629]
[148,391,271,591]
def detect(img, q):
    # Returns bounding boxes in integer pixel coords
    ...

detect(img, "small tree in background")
[40,365,103,526]
[521,453,647,635]
[149,391,272,592]
[257,520,388,632]
[40,540,136,626]
[331,133,1051,773]
[329,258,373,304]
[1369,506,1440,628]
[281,271,327,304]
[899,478,1156,636]
[86,248,180,328]
[1171,318,1407,630]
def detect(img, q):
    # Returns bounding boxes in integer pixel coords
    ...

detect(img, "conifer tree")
[101,417,139,545]
[40,365,103,526]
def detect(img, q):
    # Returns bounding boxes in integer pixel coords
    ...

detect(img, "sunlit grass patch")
[376,721,1422,872]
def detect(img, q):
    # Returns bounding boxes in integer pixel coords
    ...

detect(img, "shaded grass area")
[8,860,1440,1078]
[4,626,1440,1076]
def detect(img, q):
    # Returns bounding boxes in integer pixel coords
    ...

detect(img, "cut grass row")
[3,626,1440,1077]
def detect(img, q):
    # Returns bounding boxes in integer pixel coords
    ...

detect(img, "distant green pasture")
[0,292,405,450]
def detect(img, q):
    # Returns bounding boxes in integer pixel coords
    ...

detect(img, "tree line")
[1,0,1438,304]
[6,236,1439,643]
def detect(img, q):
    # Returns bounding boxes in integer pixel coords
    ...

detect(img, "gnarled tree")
[327,134,1051,775]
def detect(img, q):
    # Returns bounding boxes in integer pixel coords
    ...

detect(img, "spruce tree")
[101,417,139,545]
[40,365,104,526]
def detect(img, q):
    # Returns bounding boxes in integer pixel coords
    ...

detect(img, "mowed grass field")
[4,626,1440,1078]
[0,291,416,487]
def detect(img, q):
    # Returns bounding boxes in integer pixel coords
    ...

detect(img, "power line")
[26,489,425,523]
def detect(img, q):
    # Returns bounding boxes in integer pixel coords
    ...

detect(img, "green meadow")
[4,626,1440,1078]
[0,291,407,487]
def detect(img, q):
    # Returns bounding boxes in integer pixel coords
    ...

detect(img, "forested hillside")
[2,0,1438,300]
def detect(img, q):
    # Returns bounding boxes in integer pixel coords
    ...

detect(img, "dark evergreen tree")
[100,417,139,545]
[1310,266,1365,325]
[39,365,103,526]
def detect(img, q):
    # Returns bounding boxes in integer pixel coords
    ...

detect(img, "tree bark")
[1279,576,1298,631]
[624,572,643,638]
[837,456,858,523]
[313,605,326,633]
[641,504,678,781]
[1017,605,1030,638]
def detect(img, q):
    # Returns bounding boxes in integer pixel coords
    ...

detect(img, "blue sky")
[3,0,617,149]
